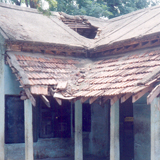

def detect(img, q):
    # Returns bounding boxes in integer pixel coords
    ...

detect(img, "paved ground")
[36,155,109,160]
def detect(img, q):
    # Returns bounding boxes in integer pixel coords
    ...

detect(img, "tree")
[104,0,160,18]
[1,0,160,18]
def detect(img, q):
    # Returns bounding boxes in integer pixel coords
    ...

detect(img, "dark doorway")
[120,97,134,160]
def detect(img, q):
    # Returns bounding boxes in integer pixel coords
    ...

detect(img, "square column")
[110,100,120,160]
[75,100,83,160]
[0,53,5,160]
[25,99,34,160]
[151,97,160,160]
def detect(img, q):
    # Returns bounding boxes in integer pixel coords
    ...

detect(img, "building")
[1,2,160,160]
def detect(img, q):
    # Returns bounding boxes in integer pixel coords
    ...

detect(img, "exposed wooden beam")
[89,97,98,104]
[50,88,55,96]
[40,95,51,108]
[55,98,62,106]
[24,88,36,107]
[132,86,152,103]
[111,96,120,106]
[103,96,110,103]
[147,85,160,104]
[81,97,89,103]
[121,93,132,103]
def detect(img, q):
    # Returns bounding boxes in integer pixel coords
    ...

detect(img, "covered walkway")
[36,155,109,160]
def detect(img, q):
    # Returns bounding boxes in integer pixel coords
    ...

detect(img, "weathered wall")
[5,101,110,159]
[133,93,150,160]
[5,136,92,159]
[5,138,74,160]
[4,64,22,95]
[89,101,110,157]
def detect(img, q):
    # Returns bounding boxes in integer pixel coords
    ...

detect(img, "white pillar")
[110,100,120,160]
[151,97,160,160]
[0,53,5,160]
[75,100,83,160]
[25,99,34,160]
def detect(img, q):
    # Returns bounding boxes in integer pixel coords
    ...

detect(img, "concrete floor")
[36,155,109,160]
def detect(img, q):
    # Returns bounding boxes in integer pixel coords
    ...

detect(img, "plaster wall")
[90,101,110,157]
[4,64,22,95]
[133,93,150,160]
[5,138,74,160]
[5,101,110,159]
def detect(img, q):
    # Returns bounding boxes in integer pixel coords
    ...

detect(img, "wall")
[133,93,150,160]
[90,101,110,157]
[5,101,110,159]
[4,64,22,95]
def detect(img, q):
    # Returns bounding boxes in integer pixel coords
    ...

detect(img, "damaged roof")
[2,3,160,105]
[6,46,160,105]
[0,2,92,49]
[93,5,160,53]
[2,3,160,56]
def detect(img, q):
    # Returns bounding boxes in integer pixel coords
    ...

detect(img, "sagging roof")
[0,2,92,52]
[6,46,160,105]
[1,3,160,57]
[92,5,160,54]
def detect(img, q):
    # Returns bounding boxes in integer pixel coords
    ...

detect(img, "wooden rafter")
[40,95,51,108]
[111,95,120,106]
[55,98,62,106]
[89,97,98,104]
[132,86,153,103]
[147,85,160,104]
[24,88,36,107]
[81,97,89,103]
[121,93,132,103]
[102,96,110,103]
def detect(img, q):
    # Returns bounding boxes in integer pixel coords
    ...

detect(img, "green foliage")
[50,0,113,18]
[105,0,160,18]
[2,0,160,19]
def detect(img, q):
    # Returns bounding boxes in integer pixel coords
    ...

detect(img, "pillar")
[0,51,5,160]
[25,99,34,160]
[151,97,160,160]
[75,100,83,160]
[110,100,120,160]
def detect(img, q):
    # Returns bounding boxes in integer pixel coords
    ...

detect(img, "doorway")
[120,97,134,160]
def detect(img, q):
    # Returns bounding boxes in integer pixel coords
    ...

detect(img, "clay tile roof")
[6,47,160,100]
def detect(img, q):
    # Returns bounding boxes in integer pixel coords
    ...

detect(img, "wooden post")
[0,52,5,160]
[25,99,34,160]
[75,100,83,160]
[151,97,160,160]
[110,100,120,160]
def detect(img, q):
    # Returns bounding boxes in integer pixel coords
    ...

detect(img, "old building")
[1,2,160,160]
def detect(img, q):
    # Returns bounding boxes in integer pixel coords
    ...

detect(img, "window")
[5,95,24,143]
[40,97,71,138]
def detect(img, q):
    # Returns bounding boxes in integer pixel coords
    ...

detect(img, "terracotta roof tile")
[7,48,160,98]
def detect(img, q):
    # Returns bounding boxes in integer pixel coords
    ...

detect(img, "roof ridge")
[108,4,160,22]
[0,2,39,14]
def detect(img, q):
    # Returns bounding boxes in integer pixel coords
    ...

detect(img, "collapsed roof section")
[0,2,92,56]
[6,46,160,106]
[58,12,108,39]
